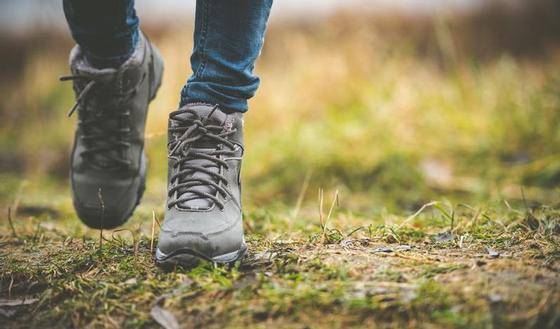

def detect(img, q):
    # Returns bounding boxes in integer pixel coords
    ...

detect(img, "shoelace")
[167,107,237,210]
[60,74,142,169]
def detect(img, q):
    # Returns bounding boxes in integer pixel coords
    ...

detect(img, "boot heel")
[148,43,164,101]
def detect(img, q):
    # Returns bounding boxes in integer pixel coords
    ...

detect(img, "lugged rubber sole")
[155,242,248,270]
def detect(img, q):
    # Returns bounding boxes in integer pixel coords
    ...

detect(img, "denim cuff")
[180,84,249,113]
[83,30,139,68]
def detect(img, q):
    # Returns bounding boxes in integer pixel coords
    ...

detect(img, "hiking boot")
[64,32,163,229]
[156,103,247,268]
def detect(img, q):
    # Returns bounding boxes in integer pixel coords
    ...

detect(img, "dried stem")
[291,169,312,221]
[98,188,105,251]
[151,211,157,253]
[7,207,17,237]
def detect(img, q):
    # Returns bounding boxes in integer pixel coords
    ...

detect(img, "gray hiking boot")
[64,32,163,229]
[156,103,247,268]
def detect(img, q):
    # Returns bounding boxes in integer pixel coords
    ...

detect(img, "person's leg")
[62,0,139,68]
[157,0,273,268]
[62,0,164,229]
[181,0,274,113]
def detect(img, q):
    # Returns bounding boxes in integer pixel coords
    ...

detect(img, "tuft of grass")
[2,200,558,328]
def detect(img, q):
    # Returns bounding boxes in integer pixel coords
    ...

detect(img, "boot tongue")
[83,107,124,169]
[178,154,219,209]
[72,61,119,91]
[172,104,228,125]
[67,37,148,170]
[172,104,229,209]
[170,104,229,148]
[72,66,128,169]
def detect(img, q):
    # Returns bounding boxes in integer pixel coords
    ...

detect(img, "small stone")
[371,246,394,253]
[124,278,137,285]
[488,293,502,303]
[433,231,454,243]
[396,245,412,252]
[486,247,500,258]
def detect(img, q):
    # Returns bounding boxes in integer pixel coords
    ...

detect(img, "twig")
[318,188,326,244]
[291,169,312,221]
[521,186,529,211]
[154,213,161,227]
[319,189,340,243]
[503,199,513,211]
[31,220,41,243]
[8,275,14,299]
[11,180,27,218]
[151,211,157,253]
[325,189,339,226]
[98,188,105,251]
[318,188,325,231]
[399,201,439,228]
[450,207,455,232]
[133,225,140,260]
[7,207,17,237]
[346,226,365,239]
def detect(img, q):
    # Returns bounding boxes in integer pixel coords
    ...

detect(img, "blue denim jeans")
[63,0,273,113]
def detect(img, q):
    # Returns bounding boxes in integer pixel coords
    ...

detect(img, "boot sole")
[155,242,248,270]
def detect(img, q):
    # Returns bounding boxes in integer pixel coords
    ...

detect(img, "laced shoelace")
[61,74,143,170]
[167,106,237,210]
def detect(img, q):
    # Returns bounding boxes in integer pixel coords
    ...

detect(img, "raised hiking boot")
[63,32,163,229]
[156,103,247,268]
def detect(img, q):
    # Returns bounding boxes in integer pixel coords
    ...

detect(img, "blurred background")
[1,0,559,224]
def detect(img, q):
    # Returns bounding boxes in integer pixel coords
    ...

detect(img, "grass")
[1,7,560,329]
[1,202,559,328]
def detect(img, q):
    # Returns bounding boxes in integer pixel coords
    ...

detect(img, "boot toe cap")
[72,174,145,229]
[156,208,245,266]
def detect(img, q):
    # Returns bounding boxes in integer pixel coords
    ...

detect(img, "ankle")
[82,30,140,69]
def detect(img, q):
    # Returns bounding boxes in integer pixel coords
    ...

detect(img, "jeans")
[63,0,273,113]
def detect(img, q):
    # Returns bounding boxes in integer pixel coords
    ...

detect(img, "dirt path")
[1,224,559,328]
